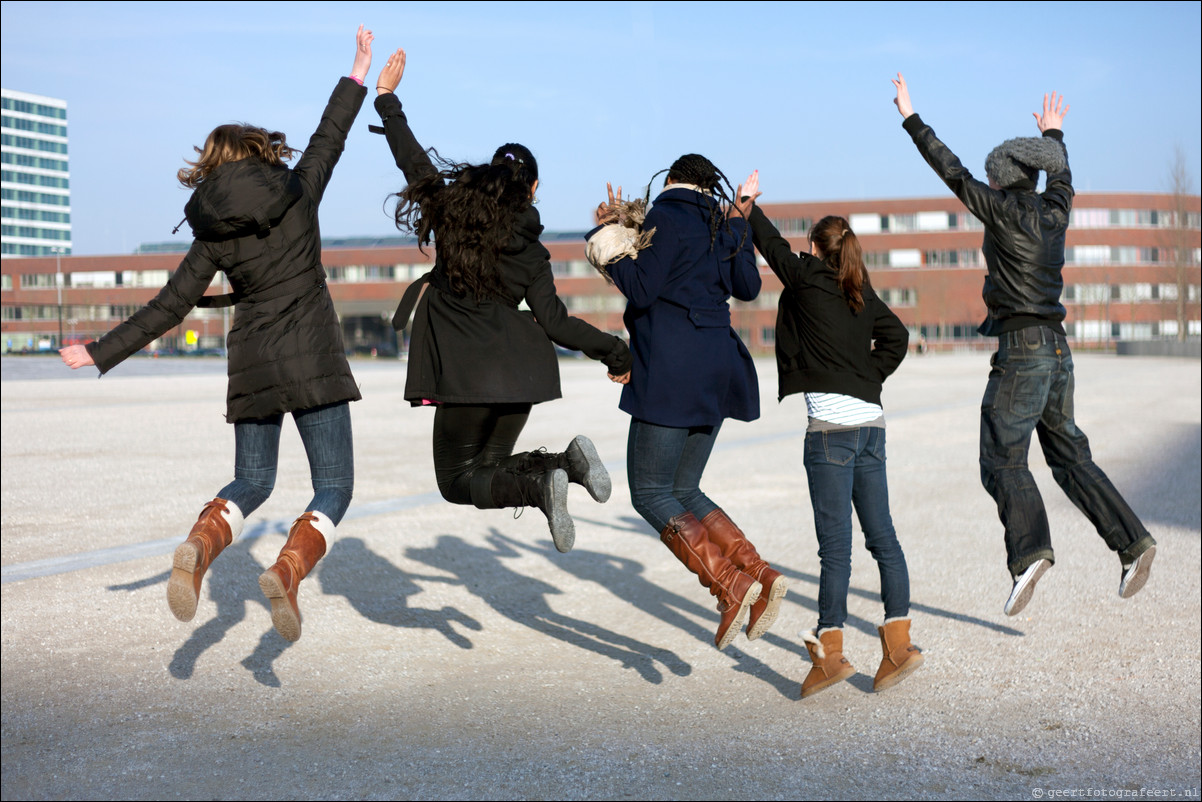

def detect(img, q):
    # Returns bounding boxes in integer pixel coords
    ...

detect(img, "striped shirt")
[805,392,884,427]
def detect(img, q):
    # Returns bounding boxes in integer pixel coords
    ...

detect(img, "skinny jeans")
[218,401,354,525]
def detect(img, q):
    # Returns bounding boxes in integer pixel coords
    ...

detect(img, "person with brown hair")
[371,47,631,552]
[59,26,376,643]
[741,173,918,697]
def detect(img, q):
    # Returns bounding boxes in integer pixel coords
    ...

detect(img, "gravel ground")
[2,353,1199,801]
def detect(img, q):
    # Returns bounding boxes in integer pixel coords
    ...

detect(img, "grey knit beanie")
[985,137,1067,189]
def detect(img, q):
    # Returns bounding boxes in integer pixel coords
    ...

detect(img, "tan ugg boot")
[873,618,924,692]
[167,498,243,622]
[258,512,330,642]
[661,512,761,650]
[800,628,856,699]
[700,508,788,640]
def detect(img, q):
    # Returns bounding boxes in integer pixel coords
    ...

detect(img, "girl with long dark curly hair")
[371,47,632,551]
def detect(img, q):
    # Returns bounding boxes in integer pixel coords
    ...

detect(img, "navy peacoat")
[589,186,761,428]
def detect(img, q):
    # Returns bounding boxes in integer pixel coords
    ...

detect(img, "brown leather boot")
[661,512,762,650]
[167,498,242,622]
[800,628,856,698]
[700,508,788,641]
[258,512,329,642]
[873,618,924,692]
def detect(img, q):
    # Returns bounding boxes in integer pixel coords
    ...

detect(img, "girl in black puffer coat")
[372,46,632,553]
[60,27,375,644]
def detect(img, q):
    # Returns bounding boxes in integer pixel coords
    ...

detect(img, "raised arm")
[747,202,820,291]
[291,27,370,201]
[1035,92,1073,213]
[893,72,1003,227]
[372,48,437,184]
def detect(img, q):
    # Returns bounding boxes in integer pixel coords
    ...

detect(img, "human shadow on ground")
[405,529,697,685]
[107,519,295,688]
[319,536,482,649]
[496,533,801,698]
[613,518,1025,640]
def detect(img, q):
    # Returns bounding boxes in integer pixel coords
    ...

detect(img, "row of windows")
[1,134,69,155]
[1064,283,1200,303]
[1,97,68,120]
[2,207,71,224]
[1,188,70,206]
[768,208,1202,239]
[2,304,139,322]
[1066,246,1200,266]
[1,225,71,240]
[1,169,70,189]
[1,115,68,138]
[0,243,70,257]
[1071,208,1202,230]
[1069,320,1202,339]
[1,151,69,172]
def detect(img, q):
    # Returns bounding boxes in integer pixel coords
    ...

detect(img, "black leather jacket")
[902,114,1073,336]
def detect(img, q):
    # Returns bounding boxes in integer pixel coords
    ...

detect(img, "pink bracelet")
[348,75,364,86]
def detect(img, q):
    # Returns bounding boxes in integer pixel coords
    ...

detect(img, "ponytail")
[809,216,868,313]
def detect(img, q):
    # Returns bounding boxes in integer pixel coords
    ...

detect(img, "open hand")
[351,25,373,83]
[730,170,761,219]
[1033,92,1069,132]
[377,48,406,95]
[891,72,913,118]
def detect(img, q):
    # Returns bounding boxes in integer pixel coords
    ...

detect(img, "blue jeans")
[804,426,910,631]
[218,401,354,525]
[980,326,1154,576]
[627,419,721,532]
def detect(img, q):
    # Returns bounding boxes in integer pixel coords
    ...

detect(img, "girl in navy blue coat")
[587,155,788,650]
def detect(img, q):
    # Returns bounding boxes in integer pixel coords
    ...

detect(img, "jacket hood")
[502,205,544,254]
[184,159,303,241]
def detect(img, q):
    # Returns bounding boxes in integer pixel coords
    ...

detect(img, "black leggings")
[431,403,532,505]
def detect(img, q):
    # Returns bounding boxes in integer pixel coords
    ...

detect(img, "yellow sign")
[185,330,198,345]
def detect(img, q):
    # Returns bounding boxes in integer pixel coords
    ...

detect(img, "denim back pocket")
[816,429,859,466]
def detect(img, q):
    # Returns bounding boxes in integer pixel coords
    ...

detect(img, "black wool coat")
[748,205,909,405]
[376,92,631,406]
[87,78,366,422]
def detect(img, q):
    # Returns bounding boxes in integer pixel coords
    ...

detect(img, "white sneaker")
[1004,559,1051,616]
[1119,545,1156,599]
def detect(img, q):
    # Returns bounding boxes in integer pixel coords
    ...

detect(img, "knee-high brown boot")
[700,508,788,641]
[873,618,924,692]
[800,628,856,698]
[661,512,762,649]
[167,498,243,622]
[258,512,330,642]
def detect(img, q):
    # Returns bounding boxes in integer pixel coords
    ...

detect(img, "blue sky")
[3,1,1200,256]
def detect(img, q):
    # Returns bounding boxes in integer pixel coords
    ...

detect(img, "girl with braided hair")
[586,155,788,651]
[372,47,632,552]
[741,173,918,698]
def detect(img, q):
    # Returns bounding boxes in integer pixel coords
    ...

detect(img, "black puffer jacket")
[87,78,365,422]
[902,114,1073,336]
[376,92,631,406]
[748,206,908,405]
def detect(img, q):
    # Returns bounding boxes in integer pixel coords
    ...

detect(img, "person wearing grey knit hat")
[891,74,1157,621]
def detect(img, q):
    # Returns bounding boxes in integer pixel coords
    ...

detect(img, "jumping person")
[891,73,1156,616]
[59,27,376,642]
[372,48,631,552]
[587,158,787,650]
[740,172,920,697]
